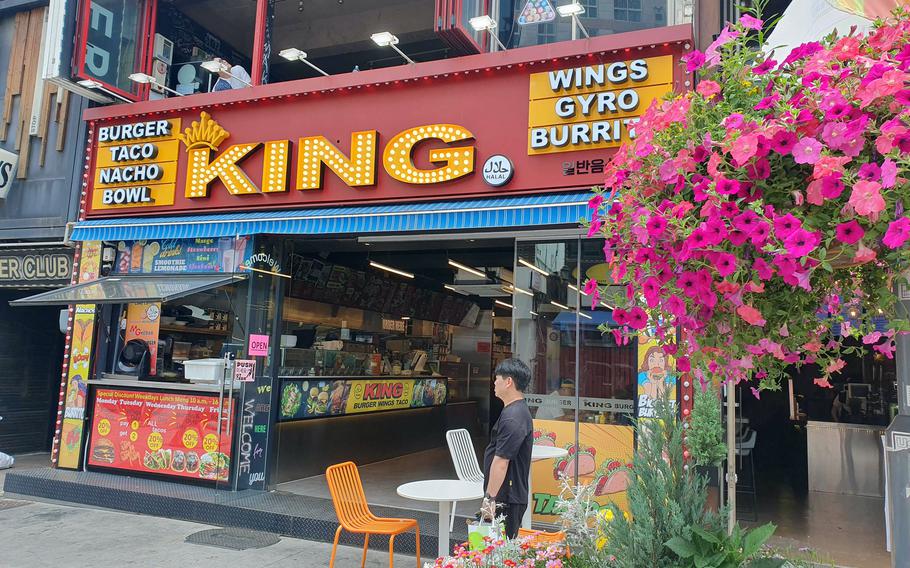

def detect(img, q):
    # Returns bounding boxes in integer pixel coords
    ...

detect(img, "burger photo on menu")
[92,438,116,463]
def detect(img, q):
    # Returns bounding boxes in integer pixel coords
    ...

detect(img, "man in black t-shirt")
[481,358,533,539]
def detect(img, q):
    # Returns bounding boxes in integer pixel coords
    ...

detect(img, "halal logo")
[481,155,513,187]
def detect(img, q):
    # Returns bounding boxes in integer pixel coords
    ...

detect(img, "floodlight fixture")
[200,60,253,86]
[277,48,329,77]
[76,79,133,103]
[557,2,590,39]
[371,31,416,65]
[128,72,185,96]
[469,14,508,51]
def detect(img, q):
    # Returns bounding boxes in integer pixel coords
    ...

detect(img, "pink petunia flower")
[784,228,821,257]
[732,210,760,234]
[773,213,802,240]
[881,159,897,188]
[739,14,763,29]
[753,257,773,280]
[848,180,886,217]
[730,134,758,164]
[771,131,797,154]
[683,50,706,72]
[646,214,668,236]
[696,80,722,99]
[737,304,766,326]
[626,307,648,330]
[853,241,878,264]
[883,217,910,249]
[792,137,823,164]
[834,220,864,245]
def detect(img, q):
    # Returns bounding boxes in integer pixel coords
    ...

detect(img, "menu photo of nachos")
[199,452,230,481]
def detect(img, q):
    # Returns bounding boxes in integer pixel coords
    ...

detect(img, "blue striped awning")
[69,192,591,241]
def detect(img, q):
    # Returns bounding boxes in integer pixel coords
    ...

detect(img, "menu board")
[288,254,476,325]
[87,388,234,482]
[113,237,253,274]
[278,377,447,421]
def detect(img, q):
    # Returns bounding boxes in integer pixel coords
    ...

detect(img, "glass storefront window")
[506,0,672,48]
[514,236,635,525]
[76,0,151,99]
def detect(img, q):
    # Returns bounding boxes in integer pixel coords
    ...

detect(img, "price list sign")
[87,388,234,482]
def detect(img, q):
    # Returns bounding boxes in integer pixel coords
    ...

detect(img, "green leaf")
[821,261,833,272]
[665,536,697,558]
[691,524,722,544]
[742,523,777,557]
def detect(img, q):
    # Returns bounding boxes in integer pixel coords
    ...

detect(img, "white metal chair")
[446,428,484,531]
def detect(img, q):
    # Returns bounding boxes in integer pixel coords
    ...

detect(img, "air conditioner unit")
[150,59,169,92]
[153,33,174,64]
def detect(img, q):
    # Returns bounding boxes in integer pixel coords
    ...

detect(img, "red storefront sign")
[87,388,234,482]
[83,26,692,218]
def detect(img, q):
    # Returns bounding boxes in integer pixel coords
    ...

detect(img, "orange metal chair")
[326,461,420,568]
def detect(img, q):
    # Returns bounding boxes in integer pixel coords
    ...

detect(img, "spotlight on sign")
[278,48,330,77]
[76,79,133,103]
[468,15,508,51]
[556,1,590,38]
[370,31,416,65]
[128,73,185,97]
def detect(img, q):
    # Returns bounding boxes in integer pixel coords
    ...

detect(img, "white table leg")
[438,500,451,558]
[522,467,533,529]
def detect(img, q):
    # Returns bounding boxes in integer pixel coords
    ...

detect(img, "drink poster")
[125,303,162,375]
[57,240,102,469]
[87,388,234,482]
[114,237,252,274]
[530,420,633,525]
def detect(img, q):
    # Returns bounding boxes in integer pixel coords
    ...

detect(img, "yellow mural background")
[531,419,633,524]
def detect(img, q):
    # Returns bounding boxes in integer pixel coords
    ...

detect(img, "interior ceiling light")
[509,285,534,297]
[600,301,615,310]
[567,283,589,296]
[444,284,469,295]
[371,31,416,65]
[369,260,414,279]
[448,259,486,279]
[277,48,330,76]
[550,300,569,310]
[495,300,513,309]
[578,311,593,320]
[518,258,550,277]
[401,316,410,320]
[529,311,539,316]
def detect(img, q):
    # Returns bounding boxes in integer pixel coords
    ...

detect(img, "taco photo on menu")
[171,450,187,472]
[186,451,200,474]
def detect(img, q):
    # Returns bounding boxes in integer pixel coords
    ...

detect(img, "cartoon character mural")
[637,339,677,419]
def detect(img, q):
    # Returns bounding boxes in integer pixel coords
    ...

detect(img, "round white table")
[523,445,570,528]
[397,479,484,558]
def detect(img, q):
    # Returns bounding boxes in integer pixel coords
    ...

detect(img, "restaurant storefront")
[14,27,693,523]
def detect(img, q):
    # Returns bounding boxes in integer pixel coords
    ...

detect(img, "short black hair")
[494,358,531,392]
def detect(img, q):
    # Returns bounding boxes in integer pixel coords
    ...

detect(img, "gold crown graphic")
[177,112,229,151]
